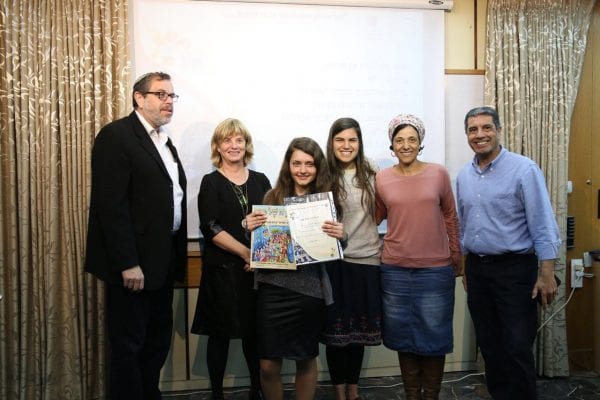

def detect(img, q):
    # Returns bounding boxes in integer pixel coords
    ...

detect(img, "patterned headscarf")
[387,114,426,143]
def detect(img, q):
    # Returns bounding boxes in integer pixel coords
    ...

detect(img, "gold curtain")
[0,0,130,398]
[484,0,596,376]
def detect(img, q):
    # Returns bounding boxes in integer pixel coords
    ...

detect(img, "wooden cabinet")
[567,1,600,372]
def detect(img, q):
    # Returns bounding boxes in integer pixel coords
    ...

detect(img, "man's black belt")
[469,253,535,264]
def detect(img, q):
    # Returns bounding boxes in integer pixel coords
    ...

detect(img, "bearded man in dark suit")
[86,72,187,400]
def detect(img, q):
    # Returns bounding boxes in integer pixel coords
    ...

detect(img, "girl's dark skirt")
[257,283,326,360]
[321,260,382,347]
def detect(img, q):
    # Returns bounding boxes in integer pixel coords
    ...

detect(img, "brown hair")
[264,137,336,212]
[132,72,171,109]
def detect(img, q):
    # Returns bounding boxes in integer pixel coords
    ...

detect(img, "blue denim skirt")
[380,264,454,355]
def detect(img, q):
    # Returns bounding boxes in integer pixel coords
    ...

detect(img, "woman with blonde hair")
[191,118,271,400]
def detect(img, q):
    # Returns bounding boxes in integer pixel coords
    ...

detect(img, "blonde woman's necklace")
[228,179,250,240]
[229,180,249,217]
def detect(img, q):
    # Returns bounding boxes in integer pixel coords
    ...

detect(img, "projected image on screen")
[134,0,445,237]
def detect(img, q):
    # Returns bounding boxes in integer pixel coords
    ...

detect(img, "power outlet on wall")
[583,251,592,267]
[571,259,584,288]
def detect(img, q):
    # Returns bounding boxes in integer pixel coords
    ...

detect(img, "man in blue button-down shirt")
[456,107,560,400]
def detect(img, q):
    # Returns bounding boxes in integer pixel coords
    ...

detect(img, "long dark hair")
[326,118,376,220]
[264,137,337,211]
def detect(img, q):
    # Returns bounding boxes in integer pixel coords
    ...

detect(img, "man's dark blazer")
[85,111,187,290]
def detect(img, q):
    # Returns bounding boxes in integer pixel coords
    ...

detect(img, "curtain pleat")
[0,0,130,398]
[484,0,596,376]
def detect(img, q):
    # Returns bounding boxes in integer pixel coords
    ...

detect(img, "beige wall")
[445,0,487,71]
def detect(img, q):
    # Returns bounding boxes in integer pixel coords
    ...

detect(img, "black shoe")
[248,387,264,400]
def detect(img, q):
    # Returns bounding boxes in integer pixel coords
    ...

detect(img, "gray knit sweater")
[339,169,381,266]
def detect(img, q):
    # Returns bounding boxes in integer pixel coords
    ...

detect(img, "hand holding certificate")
[284,191,343,265]
[250,205,296,270]
[250,191,343,269]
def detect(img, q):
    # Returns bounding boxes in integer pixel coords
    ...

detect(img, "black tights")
[207,335,261,398]
[326,345,365,385]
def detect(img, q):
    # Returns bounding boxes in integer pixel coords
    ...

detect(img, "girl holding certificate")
[322,118,382,400]
[191,119,271,400]
[375,114,460,400]
[255,137,345,400]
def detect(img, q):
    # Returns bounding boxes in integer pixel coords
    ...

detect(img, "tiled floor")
[163,371,600,400]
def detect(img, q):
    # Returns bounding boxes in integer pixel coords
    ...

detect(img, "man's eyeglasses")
[143,91,179,102]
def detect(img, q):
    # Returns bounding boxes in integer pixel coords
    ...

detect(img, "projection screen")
[133,0,445,237]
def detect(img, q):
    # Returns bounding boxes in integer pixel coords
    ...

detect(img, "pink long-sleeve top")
[375,163,460,268]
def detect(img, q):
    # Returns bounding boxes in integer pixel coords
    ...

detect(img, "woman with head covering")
[375,114,461,400]
[191,118,271,400]
[254,137,345,400]
[321,118,382,400]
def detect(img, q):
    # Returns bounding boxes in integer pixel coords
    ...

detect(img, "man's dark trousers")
[466,253,538,400]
